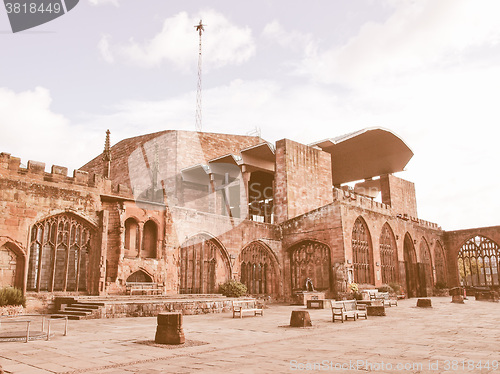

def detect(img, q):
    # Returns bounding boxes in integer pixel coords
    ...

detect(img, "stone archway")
[458,235,500,287]
[27,213,95,292]
[0,242,25,290]
[289,241,331,293]
[179,234,230,294]
[239,241,280,296]
[403,233,418,298]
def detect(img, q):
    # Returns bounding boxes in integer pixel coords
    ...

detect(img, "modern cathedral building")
[1,128,499,301]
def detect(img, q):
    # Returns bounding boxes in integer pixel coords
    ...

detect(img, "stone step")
[57,310,92,316]
[71,302,104,308]
[64,307,95,313]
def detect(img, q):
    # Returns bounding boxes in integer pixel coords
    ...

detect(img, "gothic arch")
[351,216,374,285]
[457,235,500,287]
[420,238,434,294]
[239,241,280,296]
[434,241,447,286]
[179,234,231,294]
[379,223,398,284]
[126,268,153,283]
[124,217,140,258]
[289,240,331,292]
[142,220,157,258]
[403,233,418,298]
[0,238,26,291]
[27,212,95,292]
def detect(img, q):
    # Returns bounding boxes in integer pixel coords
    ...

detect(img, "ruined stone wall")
[0,152,104,293]
[380,174,418,218]
[443,225,500,288]
[337,188,444,295]
[274,139,333,224]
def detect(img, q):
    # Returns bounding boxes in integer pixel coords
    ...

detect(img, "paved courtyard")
[1,297,499,374]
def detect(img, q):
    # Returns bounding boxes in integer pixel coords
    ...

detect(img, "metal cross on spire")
[195,20,205,132]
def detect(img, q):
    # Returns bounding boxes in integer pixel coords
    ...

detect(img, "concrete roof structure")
[310,127,414,185]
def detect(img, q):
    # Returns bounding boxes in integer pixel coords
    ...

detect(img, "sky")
[0,0,499,231]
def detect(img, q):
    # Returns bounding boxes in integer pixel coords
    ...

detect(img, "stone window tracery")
[458,236,499,287]
[379,223,398,284]
[180,236,229,294]
[27,213,93,292]
[290,241,331,291]
[352,217,373,284]
[240,242,279,295]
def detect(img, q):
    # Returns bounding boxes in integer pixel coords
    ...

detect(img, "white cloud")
[0,87,99,172]
[100,10,255,71]
[98,34,114,63]
[88,0,119,7]
[262,20,315,53]
[295,0,500,86]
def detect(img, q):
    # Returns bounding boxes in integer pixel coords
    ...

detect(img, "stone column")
[155,312,185,344]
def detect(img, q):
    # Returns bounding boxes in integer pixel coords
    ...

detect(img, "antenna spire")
[195,20,205,132]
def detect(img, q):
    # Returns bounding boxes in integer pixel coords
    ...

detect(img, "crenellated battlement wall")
[0,152,133,198]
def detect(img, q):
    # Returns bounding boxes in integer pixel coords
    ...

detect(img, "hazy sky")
[0,0,499,231]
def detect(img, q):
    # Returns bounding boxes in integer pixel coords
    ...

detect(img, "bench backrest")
[232,300,257,309]
[342,300,358,311]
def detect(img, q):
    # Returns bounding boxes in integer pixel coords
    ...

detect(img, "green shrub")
[0,287,26,307]
[218,280,248,297]
[377,284,394,293]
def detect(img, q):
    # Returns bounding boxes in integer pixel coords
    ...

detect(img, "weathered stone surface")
[155,312,185,345]
[367,305,386,316]
[290,310,312,327]
[451,295,464,304]
[416,298,432,308]
[475,291,499,302]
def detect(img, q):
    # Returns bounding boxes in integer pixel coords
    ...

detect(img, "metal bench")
[232,300,264,318]
[331,300,367,323]
[0,314,68,342]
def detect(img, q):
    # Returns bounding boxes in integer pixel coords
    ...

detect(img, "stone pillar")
[155,312,185,344]
[290,310,312,327]
[416,298,432,308]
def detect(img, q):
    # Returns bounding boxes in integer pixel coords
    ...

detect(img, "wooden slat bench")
[232,300,264,318]
[331,300,368,323]
[369,291,398,307]
[126,282,163,295]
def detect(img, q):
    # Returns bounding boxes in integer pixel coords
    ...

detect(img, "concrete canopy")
[310,128,414,185]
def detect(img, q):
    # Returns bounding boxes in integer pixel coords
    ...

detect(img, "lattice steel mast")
[195,20,205,132]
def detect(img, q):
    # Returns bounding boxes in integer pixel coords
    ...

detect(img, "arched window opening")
[403,233,418,298]
[27,213,93,292]
[420,239,433,291]
[352,217,374,285]
[379,223,398,284]
[126,269,153,283]
[239,242,279,295]
[290,241,331,292]
[434,242,447,286]
[142,220,157,259]
[180,235,230,294]
[124,218,140,257]
[458,236,500,287]
[0,243,25,289]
